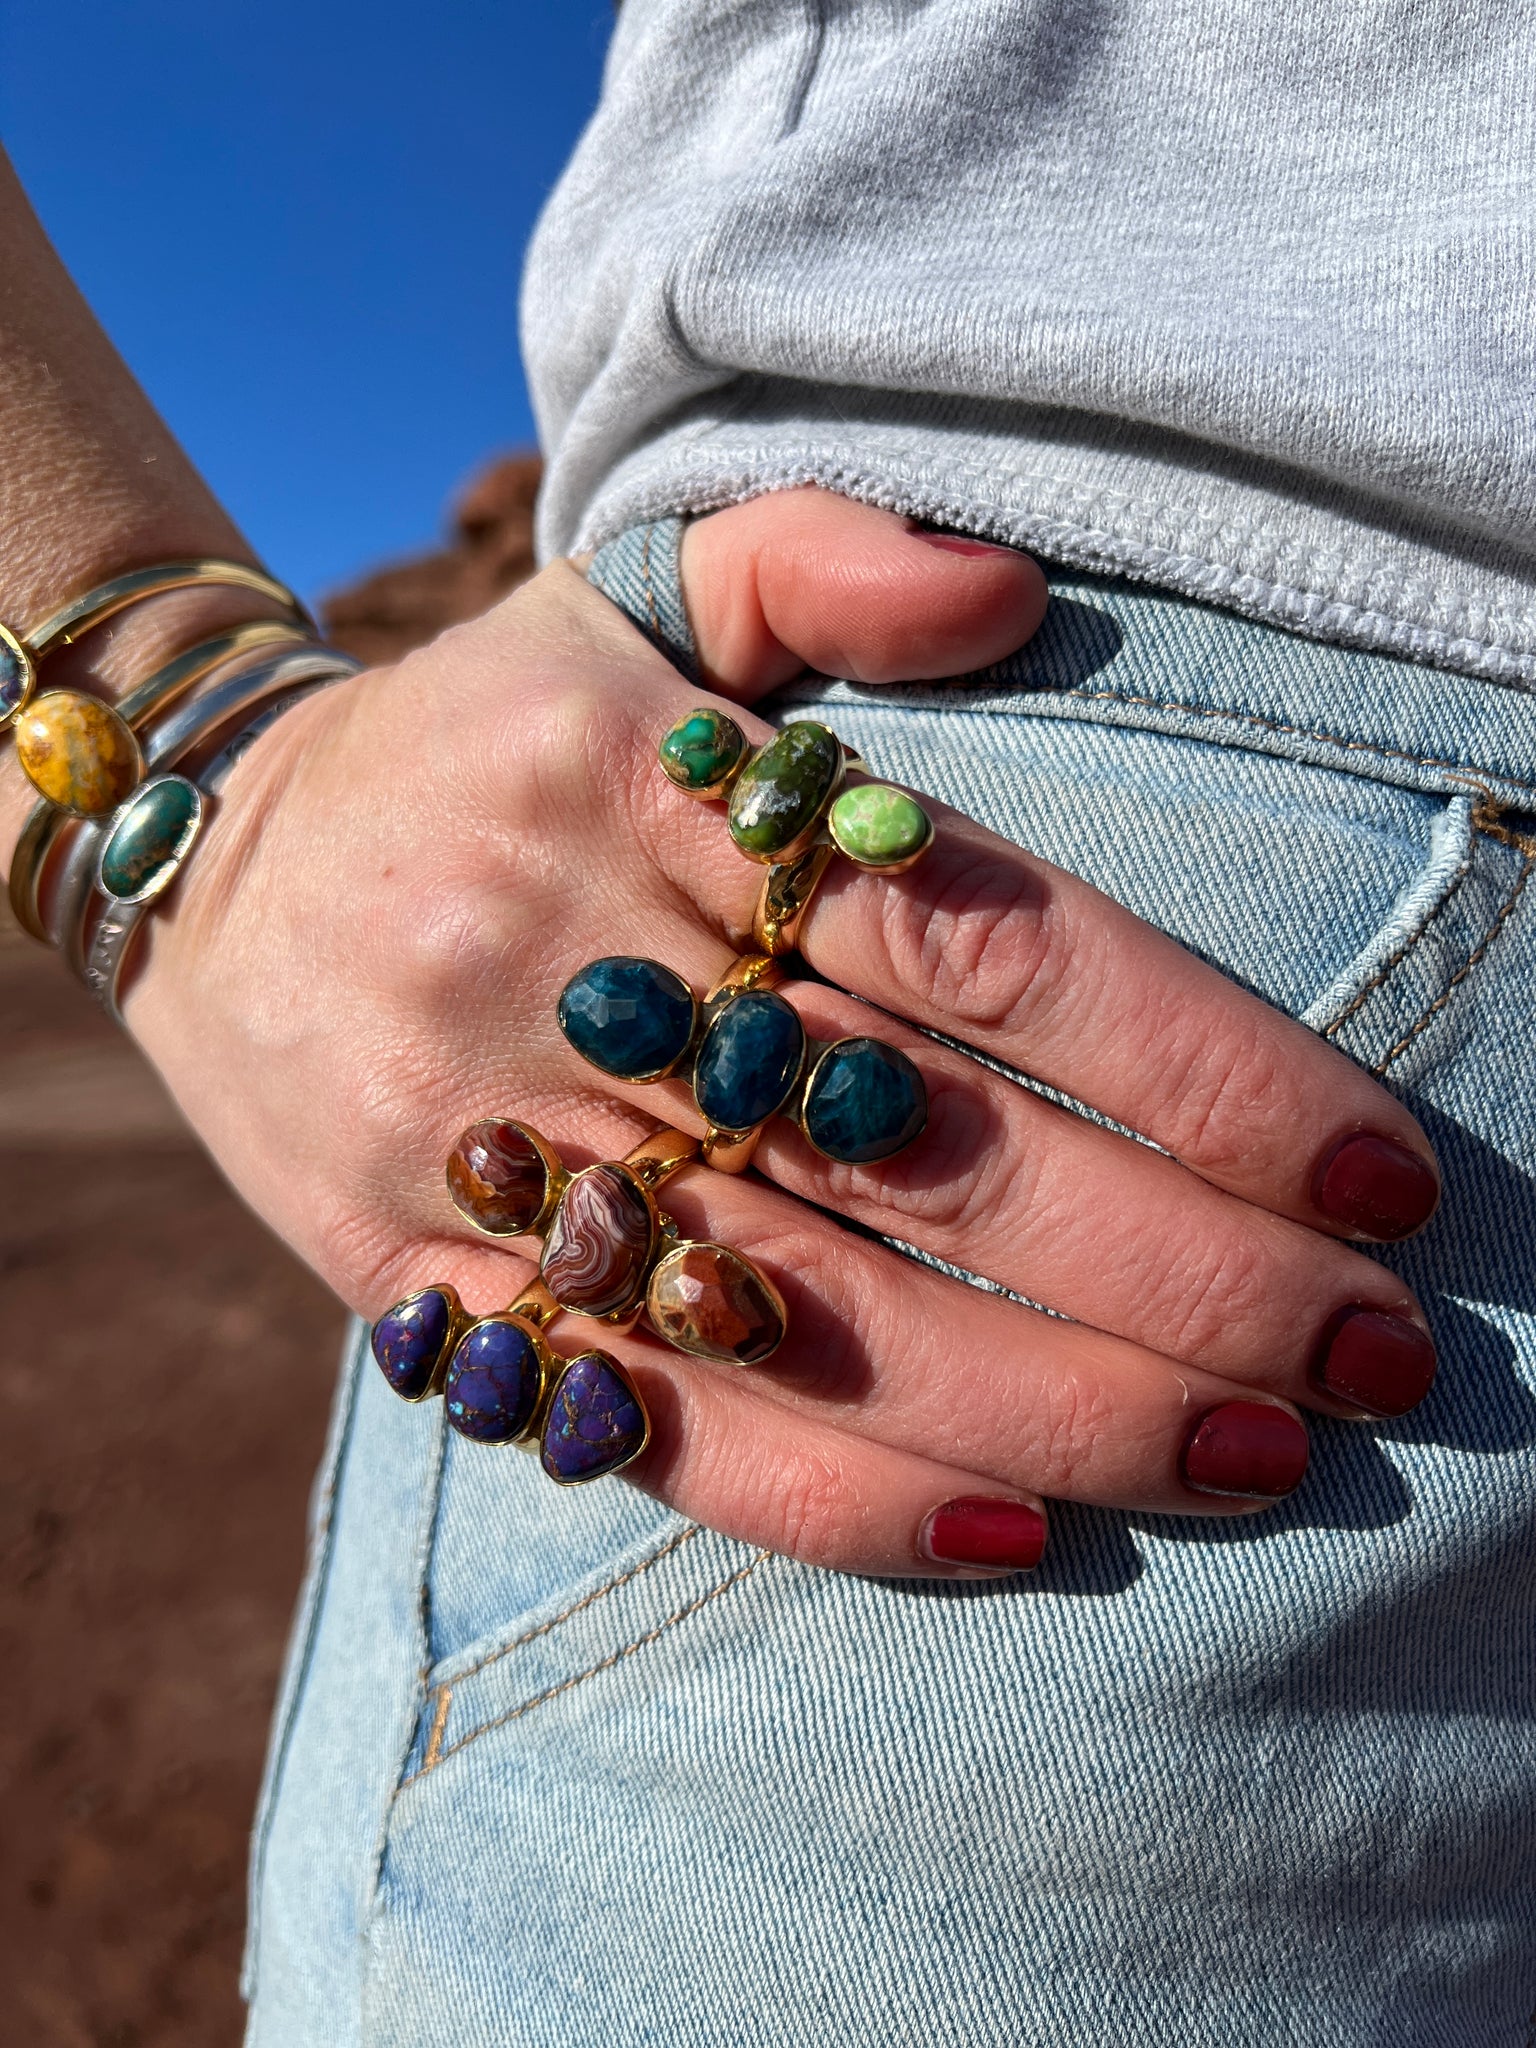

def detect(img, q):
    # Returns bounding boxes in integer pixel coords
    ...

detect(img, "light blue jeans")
[244,526,1536,2046]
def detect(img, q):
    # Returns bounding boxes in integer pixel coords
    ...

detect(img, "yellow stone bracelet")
[0,557,309,817]
[7,618,316,942]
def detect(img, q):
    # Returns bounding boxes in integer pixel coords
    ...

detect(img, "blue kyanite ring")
[540,1352,648,1484]
[558,955,697,1081]
[802,1038,928,1163]
[693,988,805,1132]
[371,1287,456,1401]
[444,1316,543,1444]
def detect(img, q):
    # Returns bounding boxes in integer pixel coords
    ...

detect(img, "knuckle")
[810,1075,1010,1238]
[1023,1366,1123,1498]
[1149,1010,1292,1174]
[760,1446,860,1566]
[876,855,1065,1032]
[1136,1229,1274,1360]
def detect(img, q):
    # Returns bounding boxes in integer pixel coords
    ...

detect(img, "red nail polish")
[918,1496,1047,1571]
[912,530,1020,558]
[1314,1306,1437,1417]
[1181,1402,1309,1499]
[1314,1133,1440,1240]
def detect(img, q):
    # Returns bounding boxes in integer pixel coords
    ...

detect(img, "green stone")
[658,707,747,793]
[727,721,842,861]
[828,783,932,868]
[98,775,202,903]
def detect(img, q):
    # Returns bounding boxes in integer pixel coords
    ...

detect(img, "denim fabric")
[588,519,701,683]
[245,544,1536,2046]
[523,0,1536,686]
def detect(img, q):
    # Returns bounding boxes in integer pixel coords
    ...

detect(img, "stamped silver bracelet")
[79,650,360,1023]
[48,644,360,977]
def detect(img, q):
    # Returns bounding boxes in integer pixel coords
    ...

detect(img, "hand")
[126,490,1439,1578]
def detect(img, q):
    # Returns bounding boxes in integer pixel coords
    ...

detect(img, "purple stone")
[445,1317,543,1444]
[540,1352,648,1484]
[371,1287,455,1400]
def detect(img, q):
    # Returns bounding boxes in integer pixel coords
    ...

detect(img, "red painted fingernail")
[911,529,1021,558]
[1314,1306,1437,1417]
[918,1496,1047,1571]
[1180,1402,1309,1499]
[1314,1133,1440,1239]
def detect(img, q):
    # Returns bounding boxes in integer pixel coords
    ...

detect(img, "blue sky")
[0,2,612,602]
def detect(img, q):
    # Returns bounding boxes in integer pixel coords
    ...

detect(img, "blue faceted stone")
[558,956,696,1080]
[540,1352,648,1484]
[802,1038,927,1163]
[445,1317,542,1444]
[693,990,805,1131]
[371,1288,454,1400]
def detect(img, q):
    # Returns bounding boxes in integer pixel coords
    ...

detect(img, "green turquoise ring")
[656,707,934,956]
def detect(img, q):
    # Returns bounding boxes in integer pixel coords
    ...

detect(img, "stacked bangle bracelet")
[79,647,361,1022]
[2,552,356,1018]
[8,618,316,942]
[0,557,309,815]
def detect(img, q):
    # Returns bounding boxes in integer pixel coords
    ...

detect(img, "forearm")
[0,148,290,861]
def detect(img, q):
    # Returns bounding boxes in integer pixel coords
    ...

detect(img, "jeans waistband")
[591,520,1536,810]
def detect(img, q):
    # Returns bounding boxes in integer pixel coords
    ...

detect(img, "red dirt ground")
[0,455,540,2044]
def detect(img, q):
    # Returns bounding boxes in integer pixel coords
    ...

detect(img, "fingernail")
[918,1496,1047,1571]
[1314,1306,1437,1418]
[1314,1132,1440,1239]
[1180,1402,1309,1500]
[911,529,1020,559]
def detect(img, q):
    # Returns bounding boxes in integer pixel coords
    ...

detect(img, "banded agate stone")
[693,990,805,1132]
[727,721,841,860]
[558,956,696,1080]
[447,1119,550,1235]
[828,783,931,869]
[444,1317,543,1443]
[371,1286,458,1400]
[16,689,142,814]
[803,1039,927,1163]
[541,1163,655,1318]
[540,1352,648,1483]
[658,707,747,793]
[647,1242,785,1365]
[97,776,202,903]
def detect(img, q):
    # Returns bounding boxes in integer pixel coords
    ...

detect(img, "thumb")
[678,488,1048,705]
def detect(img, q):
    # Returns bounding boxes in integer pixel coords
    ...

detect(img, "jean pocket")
[404,1522,772,1786]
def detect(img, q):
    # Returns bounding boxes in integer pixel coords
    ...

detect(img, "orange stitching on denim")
[446,1526,702,1688]
[422,1684,453,1772]
[641,523,663,642]
[1047,684,1536,800]
[1373,842,1535,1075]
[406,1550,772,1781]
[1320,841,1478,1040]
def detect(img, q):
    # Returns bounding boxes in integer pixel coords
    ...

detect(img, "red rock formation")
[322,452,543,666]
